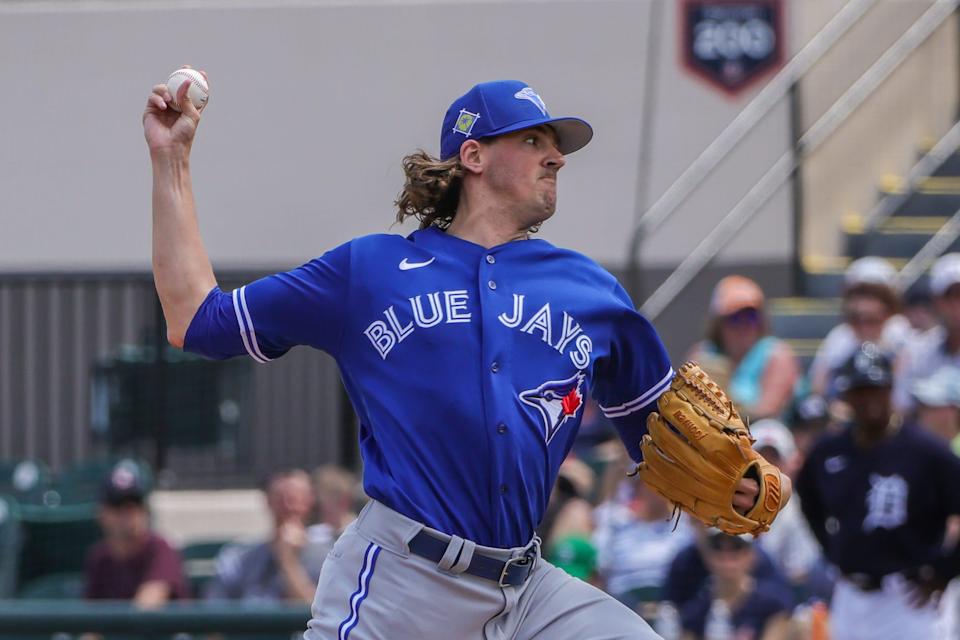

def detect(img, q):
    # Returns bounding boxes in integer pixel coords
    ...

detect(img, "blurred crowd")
[9,253,960,639]
[82,462,365,608]
[533,252,960,639]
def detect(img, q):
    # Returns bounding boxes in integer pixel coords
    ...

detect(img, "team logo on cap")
[453,109,480,137]
[520,372,586,444]
[514,87,547,116]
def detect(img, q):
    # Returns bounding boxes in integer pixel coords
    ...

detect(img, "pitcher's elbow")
[166,328,186,349]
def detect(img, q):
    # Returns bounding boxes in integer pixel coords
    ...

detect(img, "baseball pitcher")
[143,75,790,639]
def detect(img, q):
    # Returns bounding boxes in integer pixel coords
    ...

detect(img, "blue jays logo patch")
[514,87,548,116]
[520,372,586,444]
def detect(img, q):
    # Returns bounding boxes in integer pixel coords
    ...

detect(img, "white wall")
[0,0,794,272]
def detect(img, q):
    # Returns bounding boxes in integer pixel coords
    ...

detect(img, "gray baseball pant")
[304,499,660,640]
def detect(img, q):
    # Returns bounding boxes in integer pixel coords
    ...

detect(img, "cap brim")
[483,116,593,155]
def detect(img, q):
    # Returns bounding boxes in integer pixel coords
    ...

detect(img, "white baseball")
[165,68,209,113]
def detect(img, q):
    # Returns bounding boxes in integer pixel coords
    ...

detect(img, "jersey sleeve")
[183,241,352,362]
[591,283,674,462]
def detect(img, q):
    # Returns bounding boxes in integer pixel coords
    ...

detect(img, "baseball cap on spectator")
[750,419,797,461]
[710,276,765,316]
[101,463,147,506]
[833,342,894,392]
[929,253,960,296]
[844,256,897,288]
[440,80,593,160]
[911,365,960,407]
[705,529,752,552]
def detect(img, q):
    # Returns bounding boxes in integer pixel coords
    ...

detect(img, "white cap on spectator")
[911,365,960,407]
[844,256,897,288]
[930,253,960,296]
[750,419,797,460]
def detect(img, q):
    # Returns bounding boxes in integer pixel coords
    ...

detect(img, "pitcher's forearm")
[151,152,217,347]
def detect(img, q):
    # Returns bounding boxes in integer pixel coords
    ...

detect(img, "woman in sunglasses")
[808,257,913,401]
[689,276,799,422]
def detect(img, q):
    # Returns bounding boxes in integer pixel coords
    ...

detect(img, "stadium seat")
[0,459,52,505]
[181,539,231,597]
[0,495,22,598]
[16,571,84,599]
[17,502,100,586]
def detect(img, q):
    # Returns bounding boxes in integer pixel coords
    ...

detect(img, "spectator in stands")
[312,464,362,537]
[84,465,188,606]
[912,365,960,453]
[749,420,824,590]
[904,287,938,333]
[593,466,694,611]
[688,275,799,421]
[538,457,595,550]
[205,469,331,603]
[662,524,792,612]
[571,397,618,457]
[679,531,792,640]
[809,257,913,401]
[895,253,960,412]
[538,457,598,587]
[790,394,834,457]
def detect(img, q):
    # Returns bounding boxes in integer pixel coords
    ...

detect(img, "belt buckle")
[498,554,531,588]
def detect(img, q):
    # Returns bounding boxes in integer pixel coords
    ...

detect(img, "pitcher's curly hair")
[394,150,463,230]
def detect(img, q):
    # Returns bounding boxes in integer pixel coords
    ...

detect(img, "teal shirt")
[706,336,779,409]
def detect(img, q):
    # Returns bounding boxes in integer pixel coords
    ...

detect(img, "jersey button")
[499,484,508,495]
[490,362,500,373]
[486,255,496,264]
[497,423,507,434]
[487,280,497,290]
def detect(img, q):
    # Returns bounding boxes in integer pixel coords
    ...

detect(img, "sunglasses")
[723,308,761,327]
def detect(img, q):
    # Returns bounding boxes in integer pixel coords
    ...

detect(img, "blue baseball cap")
[440,80,593,160]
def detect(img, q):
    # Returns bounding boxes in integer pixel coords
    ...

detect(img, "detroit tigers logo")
[520,372,586,444]
[514,87,547,116]
[863,473,908,531]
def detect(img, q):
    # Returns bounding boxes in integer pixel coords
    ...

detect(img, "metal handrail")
[627,0,877,261]
[896,206,960,291]
[864,119,960,231]
[641,0,960,320]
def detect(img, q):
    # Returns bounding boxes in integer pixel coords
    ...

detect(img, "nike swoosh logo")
[399,257,435,271]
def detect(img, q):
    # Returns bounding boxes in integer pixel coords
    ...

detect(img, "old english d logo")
[520,372,586,444]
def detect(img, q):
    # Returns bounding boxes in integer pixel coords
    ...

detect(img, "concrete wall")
[795,0,959,257]
[0,0,794,276]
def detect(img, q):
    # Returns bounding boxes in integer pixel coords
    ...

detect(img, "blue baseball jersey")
[184,226,673,547]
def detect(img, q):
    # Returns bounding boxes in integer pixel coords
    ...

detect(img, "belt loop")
[450,539,476,575]
[437,536,465,572]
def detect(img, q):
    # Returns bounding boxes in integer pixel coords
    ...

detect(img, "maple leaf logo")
[561,388,582,416]
[519,372,587,444]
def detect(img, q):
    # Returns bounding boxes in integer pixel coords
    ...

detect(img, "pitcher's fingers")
[177,80,202,122]
[152,84,173,104]
[148,93,167,111]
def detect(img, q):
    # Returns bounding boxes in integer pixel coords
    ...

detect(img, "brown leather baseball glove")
[635,362,784,536]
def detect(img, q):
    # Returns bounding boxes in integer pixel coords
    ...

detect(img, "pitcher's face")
[483,126,566,227]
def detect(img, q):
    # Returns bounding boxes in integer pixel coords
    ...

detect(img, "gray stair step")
[931,154,960,178]
[880,189,960,217]
[768,298,841,340]
[845,228,960,258]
